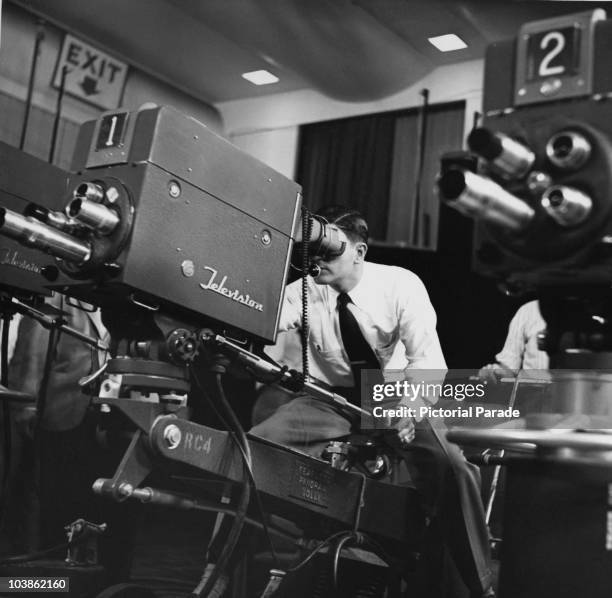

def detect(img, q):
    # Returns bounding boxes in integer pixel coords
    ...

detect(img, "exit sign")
[52,34,128,110]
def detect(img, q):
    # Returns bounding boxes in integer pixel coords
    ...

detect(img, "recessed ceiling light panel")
[241,70,280,85]
[428,34,468,52]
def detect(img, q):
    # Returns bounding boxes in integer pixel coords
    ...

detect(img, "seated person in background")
[251,205,494,598]
[4,295,136,582]
[478,300,548,382]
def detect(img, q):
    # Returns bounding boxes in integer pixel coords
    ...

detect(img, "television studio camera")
[0,106,423,597]
[437,9,612,598]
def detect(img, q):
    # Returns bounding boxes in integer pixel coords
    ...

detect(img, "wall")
[0,2,222,160]
[230,126,300,184]
[218,59,484,179]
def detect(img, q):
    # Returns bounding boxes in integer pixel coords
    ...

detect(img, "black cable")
[0,312,9,387]
[214,375,280,566]
[214,373,252,466]
[191,370,280,567]
[300,207,313,387]
[289,529,399,593]
[330,532,397,593]
[190,371,251,598]
[0,311,13,526]
[332,533,354,591]
[286,531,348,574]
[194,486,250,598]
[192,372,250,595]
[33,316,62,439]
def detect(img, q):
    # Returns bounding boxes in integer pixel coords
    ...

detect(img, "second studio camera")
[438,9,612,293]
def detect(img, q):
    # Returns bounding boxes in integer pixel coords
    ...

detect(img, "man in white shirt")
[479,300,548,382]
[251,206,494,598]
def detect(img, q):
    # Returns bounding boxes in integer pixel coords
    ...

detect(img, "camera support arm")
[205,332,371,420]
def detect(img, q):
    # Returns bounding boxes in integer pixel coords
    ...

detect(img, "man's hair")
[315,204,369,244]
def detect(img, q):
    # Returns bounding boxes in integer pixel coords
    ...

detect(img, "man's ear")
[355,242,368,263]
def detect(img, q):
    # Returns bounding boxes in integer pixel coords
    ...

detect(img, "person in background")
[3,294,135,583]
[478,300,548,383]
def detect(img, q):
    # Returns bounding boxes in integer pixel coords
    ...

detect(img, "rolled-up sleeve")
[396,272,447,370]
[277,281,303,332]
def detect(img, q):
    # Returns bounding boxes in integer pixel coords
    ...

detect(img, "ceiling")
[9,0,612,104]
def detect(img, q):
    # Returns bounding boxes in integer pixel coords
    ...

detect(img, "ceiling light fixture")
[428,34,468,52]
[241,70,279,85]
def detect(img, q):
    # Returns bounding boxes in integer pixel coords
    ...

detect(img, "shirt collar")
[348,284,367,310]
[331,262,370,310]
[324,284,339,313]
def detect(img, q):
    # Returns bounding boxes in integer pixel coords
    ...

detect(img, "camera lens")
[546,131,591,170]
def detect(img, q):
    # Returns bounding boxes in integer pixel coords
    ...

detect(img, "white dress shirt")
[495,300,549,371]
[274,261,447,387]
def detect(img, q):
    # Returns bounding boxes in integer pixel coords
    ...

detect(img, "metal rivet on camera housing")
[168,180,181,198]
[181,260,195,277]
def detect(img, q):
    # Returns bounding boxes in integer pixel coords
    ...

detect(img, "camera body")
[453,10,612,292]
[44,106,302,343]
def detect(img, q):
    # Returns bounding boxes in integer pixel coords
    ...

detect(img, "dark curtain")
[294,100,521,368]
[296,112,396,239]
[388,102,465,249]
[296,101,465,248]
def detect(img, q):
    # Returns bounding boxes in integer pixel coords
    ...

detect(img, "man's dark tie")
[337,292,380,392]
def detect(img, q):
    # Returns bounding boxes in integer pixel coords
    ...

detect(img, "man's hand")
[478,362,516,385]
[396,415,415,444]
